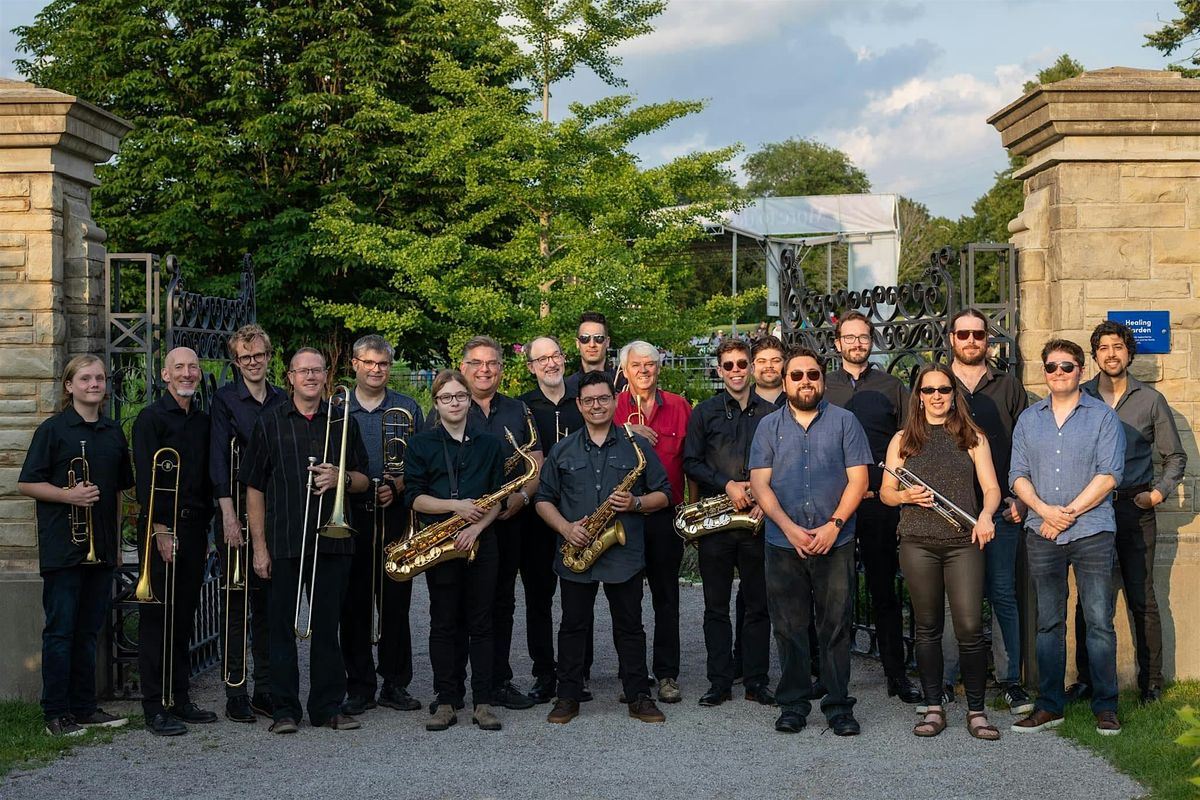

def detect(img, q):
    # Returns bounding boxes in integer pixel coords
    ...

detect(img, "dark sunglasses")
[1044,361,1079,374]
[954,330,987,341]
[577,334,607,344]
[788,369,823,382]
[721,358,749,371]
[919,385,954,395]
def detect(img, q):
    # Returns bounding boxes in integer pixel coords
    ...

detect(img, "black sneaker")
[146,711,187,736]
[493,681,535,710]
[225,696,256,723]
[74,709,128,729]
[1064,682,1092,703]
[917,685,955,714]
[170,703,218,724]
[341,695,377,716]
[1001,684,1035,716]
[378,684,422,711]
[527,677,557,705]
[45,716,86,737]
[249,693,275,717]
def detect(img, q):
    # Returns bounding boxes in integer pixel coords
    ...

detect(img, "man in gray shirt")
[1072,321,1186,705]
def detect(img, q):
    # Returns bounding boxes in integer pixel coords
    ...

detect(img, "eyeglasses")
[788,369,823,382]
[579,394,614,408]
[527,352,565,367]
[1044,361,1079,375]
[288,367,327,378]
[577,334,607,344]
[919,385,954,395]
[721,359,749,371]
[354,358,391,371]
[463,359,502,371]
[435,392,471,405]
[954,330,987,342]
[237,351,268,365]
[839,334,872,345]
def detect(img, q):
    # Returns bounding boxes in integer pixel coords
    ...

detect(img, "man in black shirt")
[683,338,775,707]
[209,323,287,723]
[19,355,135,737]
[538,371,672,725]
[241,347,370,733]
[823,312,922,705]
[564,310,625,394]
[132,346,217,735]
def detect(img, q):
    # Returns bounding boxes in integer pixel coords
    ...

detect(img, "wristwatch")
[633,495,643,513]
[830,517,844,529]
[519,489,531,506]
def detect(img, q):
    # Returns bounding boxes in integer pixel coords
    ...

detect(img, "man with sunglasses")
[824,311,922,705]
[1074,320,1185,705]
[210,324,287,722]
[683,338,775,707]
[1009,339,1125,736]
[750,347,871,736]
[564,311,626,395]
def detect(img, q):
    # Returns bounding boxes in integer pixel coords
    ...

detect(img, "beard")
[175,387,196,398]
[756,373,782,389]
[787,386,823,412]
[954,346,986,366]
[1099,359,1127,378]
[840,348,869,366]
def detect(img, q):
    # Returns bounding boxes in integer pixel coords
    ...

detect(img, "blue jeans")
[985,512,1023,684]
[41,565,114,720]
[1026,529,1117,715]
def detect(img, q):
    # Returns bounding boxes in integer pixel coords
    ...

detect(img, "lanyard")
[441,435,465,500]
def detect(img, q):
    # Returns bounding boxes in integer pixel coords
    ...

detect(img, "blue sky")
[0,0,1182,219]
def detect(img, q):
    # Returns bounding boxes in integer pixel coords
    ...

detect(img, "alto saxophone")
[561,423,645,574]
[673,494,763,543]
[383,430,538,582]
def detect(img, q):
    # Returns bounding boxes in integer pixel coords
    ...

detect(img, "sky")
[0,0,1183,219]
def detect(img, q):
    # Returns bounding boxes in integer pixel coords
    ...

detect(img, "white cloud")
[613,0,842,57]
[653,131,714,162]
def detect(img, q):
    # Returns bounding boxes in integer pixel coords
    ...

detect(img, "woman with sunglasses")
[880,363,1001,740]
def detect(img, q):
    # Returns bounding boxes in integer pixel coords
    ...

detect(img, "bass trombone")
[878,461,978,531]
[223,437,249,688]
[67,440,99,564]
[131,447,181,710]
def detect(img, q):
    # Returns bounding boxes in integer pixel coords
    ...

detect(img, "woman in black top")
[881,363,1000,740]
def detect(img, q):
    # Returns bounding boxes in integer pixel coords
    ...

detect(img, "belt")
[1111,485,1150,502]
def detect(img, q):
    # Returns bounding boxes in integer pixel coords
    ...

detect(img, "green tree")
[742,138,871,197]
[1146,0,1200,76]
[897,197,954,284]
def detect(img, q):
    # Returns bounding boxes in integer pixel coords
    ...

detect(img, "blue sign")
[1107,311,1170,354]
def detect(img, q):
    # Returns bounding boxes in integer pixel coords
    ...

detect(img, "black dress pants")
[428,532,498,707]
[490,515,523,688]
[856,498,906,679]
[698,529,770,690]
[340,504,383,701]
[557,573,649,703]
[519,514,560,682]
[644,508,683,682]
[219,541,271,699]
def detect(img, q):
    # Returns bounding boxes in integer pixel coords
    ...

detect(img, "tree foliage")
[742,138,871,197]
[1146,0,1200,76]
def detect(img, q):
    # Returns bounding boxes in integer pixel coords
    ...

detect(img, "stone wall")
[992,67,1200,683]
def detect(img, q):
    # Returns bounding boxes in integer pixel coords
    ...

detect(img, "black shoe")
[378,684,422,711]
[804,680,827,701]
[774,709,806,733]
[44,716,86,737]
[698,686,732,707]
[527,677,557,705]
[147,711,187,736]
[830,712,860,736]
[170,703,217,724]
[887,675,923,704]
[249,693,275,717]
[1140,686,1163,704]
[580,684,593,703]
[1065,682,1093,703]
[745,684,777,706]
[493,681,535,710]
[341,695,377,716]
[225,696,256,723]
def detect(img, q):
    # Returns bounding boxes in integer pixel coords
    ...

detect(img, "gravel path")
[3,582,1145,800]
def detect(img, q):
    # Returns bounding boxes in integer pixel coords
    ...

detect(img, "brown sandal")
[913,707,946,737]
[967,711,1000,741]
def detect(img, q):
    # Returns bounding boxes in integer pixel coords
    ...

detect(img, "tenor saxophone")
[383,430,537,581]
[673,494,763,543]
[561,423,645,574]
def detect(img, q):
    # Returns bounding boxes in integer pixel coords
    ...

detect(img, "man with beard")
[750,347,870,736]
[823,312,922,705]
[752,336,786,407]
[1073,320,1185,704]
[564,311,625,394]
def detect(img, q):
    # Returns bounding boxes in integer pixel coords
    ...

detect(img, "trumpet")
[67,440,99,564]
[878,461,978,532]
[131,447,181,710]
[223,437,249,688]
[294,385,356,640]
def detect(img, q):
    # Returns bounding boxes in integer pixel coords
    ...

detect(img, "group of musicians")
[19,309,1184,740]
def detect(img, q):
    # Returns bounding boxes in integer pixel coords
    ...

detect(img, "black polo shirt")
[564,367,626,395]
[20,406,134,574]
[403,426,504,528]
[955,365,1029,501]
[240,399,370,558]
[683,389,775,498]
[209,377,287,500]
[519,385,585,459]
[824,363,908,491]
[426,392,539,477]
[132,392,213,528]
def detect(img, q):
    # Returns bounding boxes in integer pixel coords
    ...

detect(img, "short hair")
[619,340,660,370]
[834,310,872,338]
[431,368,468,399]
[950,308,989,333]
[578,311,608,334]
[1089,320,1137,362]
[289,347,326,370]
[715,338,750,361]
[60,354,105,410]
[784,346,825,377]
[227,323,272,360]
[524,335,563,360]
[1041,338,1085,366]
[462,335,502,362]
[578,370,616,396]
[752,335,785,359]
[352,334,395,361]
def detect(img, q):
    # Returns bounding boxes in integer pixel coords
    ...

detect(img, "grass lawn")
[0,701,137,779]
[1057,681,1200,800]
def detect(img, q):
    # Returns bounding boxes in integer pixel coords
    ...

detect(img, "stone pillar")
[991,67,1200,683]
[0,78,131,699]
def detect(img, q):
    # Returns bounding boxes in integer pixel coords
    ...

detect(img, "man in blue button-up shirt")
[1009,338,1126,737]
[749,347,871,737]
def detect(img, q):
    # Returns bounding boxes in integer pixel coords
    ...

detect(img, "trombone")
[131,447,181,710]
[67,440,99,564]
[223,437,249,688]
[294,385,356,640]
[878,461,978,532]
[373,407,413,644]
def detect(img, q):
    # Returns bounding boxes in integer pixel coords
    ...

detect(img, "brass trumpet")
[878,461,978,531]
[223,437,249,688]
[131,447,181,710]
[67,440,99,564]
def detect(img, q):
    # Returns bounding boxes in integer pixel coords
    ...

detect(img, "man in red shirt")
[614,340,692,704]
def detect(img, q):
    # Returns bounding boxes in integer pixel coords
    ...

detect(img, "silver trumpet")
[878,461,978,532]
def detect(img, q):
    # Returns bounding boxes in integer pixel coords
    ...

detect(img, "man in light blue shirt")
[1009,338,1126,737]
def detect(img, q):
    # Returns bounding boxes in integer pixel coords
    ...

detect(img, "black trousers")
[269,553,351,725]
[489,515,523,688]
[519,514,560,682]
[698,530,770,689]
[644,508,683,682]
[899,539,987,712]
[428,532,498,707]
[557,573,649,703]
[219,543,271,699]
[856,498,906,679]
[1075,498,1163,691]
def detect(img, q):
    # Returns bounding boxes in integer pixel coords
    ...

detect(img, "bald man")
[133,347,217,735]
